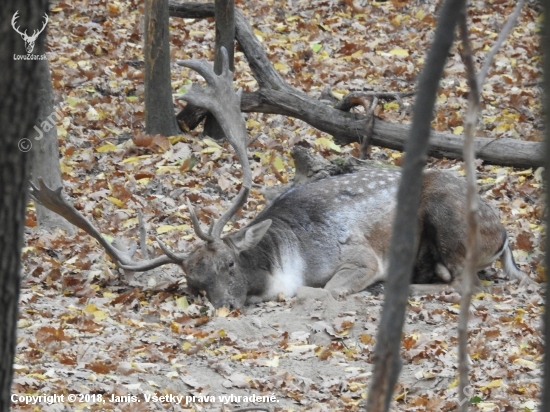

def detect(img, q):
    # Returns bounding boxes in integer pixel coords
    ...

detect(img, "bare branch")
[478,0,526,86]
[457,7,481,411]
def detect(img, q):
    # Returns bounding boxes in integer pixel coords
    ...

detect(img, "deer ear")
[231,219,272,252]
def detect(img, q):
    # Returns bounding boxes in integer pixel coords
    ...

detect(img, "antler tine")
[11,11,25,36]
[186,198,214,242]
[177,59,221,88]
[177,47,252,240]
[31,13,48,39]
[155,237,187,262]
[30,178,185,271]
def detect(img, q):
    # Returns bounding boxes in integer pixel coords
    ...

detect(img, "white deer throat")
[250,246,305,303]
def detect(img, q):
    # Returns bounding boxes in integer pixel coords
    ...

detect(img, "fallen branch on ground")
[168,1,543,168]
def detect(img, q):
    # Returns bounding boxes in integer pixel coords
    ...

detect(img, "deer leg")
[324,247,384,299]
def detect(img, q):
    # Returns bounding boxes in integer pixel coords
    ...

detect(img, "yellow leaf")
[60,162,73,174]
[93,310,108,321]
[448,378,458,389]
[84,304,98,314]
[122,217,139,228]
[216,307,230,317]
[156,224,190,234]
[106,197,124,207]
[157,165,181,173]
[416,10,425,20]
[176,296,189,310]
[513,359,537,370]
[231,353,245,360]
[203,138,222,149]
[384,101,400,110]
[122,156,141,164]
[453,126,464,135]
[272,156,285,172]
[57,126,67,138]
[18,319,30,328]
[96,142,118,153]
[314,137,341,152]
[480,379,502,391]
[253,29,264,42]
[274,62,289,71]
[389,48,409,57]
[246,118,261,128]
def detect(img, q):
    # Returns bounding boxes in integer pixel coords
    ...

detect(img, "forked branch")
[177,47,252,240]
[29,179,186,272]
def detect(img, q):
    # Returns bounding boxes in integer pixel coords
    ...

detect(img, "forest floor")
[15,0,545,411]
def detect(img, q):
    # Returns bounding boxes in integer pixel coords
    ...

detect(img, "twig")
[457,6,480,411]
[477,0,527,86]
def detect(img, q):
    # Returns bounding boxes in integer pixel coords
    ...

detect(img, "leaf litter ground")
[17,0,544,411]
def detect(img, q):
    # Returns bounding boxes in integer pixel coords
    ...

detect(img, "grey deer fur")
[29,48,530,309]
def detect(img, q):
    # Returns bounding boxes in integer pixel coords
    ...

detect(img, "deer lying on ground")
[30,48,531,309]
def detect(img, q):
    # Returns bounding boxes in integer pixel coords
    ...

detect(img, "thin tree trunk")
[31,59,74,232]
[366,0,465,410]
[0,2,48,410]
[541,0,550,409]
[144,0,179,136]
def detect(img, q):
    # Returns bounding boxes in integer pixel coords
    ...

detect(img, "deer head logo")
[12,11,48,54]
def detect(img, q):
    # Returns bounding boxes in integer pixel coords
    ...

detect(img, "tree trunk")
[0,1,48,410]
[168,2,543,169]
[144,0,179,136]
[541,0,550,409]
[366,0,465,410]
[31,59,74,233]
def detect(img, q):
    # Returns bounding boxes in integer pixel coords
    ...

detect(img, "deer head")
[12,11,48,54]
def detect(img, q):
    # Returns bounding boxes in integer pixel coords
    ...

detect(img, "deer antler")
[11,11,26,37]
[30,13,48,41]
[11,11,48,40]
[29,179,186,272]
[177,47,252,240]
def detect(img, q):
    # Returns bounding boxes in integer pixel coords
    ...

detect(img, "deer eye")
[228,260,234,268]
